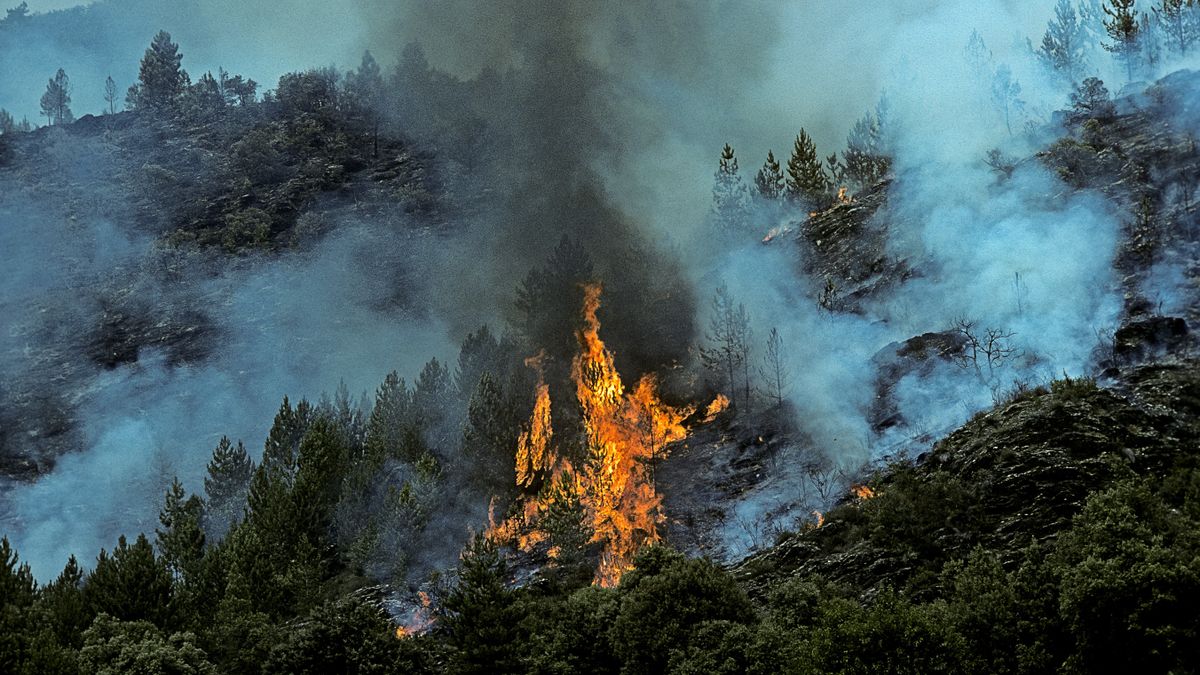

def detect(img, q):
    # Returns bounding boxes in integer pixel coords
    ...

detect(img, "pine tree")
[711,143,751,233]
[348,50,385,157]
[700,283,752,413]
[1103,0,1142,81]
[104,75,118,115]
[991,64,1024,136]
[262,396,312,477]
[156,478,207,586]
[1153,0,1199,56]
[1038,0,1089,83]
[786,129,829,207]
[203,436,254,538]
[462,372,520,489]
[39,68,72,125]
[84,534,174,628]
[964,29,993,74]
[754,150,785,200]
[0,108,13,134]
[438,535,521,674]
[455,325,502,400]
[38,555,90,649]
[364,371,412,466]
[842,103,892,191]
[130,30,187,110]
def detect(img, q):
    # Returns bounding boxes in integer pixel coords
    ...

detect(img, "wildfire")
[515,352,554,488]
[811,510,825,528]
[702,394,730,422]
[852,484,876,500]
[836,186,853,205]
[394,591,433,639]
[485,282,701,587]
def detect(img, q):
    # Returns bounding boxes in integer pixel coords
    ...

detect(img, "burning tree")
[488,283,698,586]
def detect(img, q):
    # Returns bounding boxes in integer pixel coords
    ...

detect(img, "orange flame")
[852,484,876,500]
[836,186,853,205]
[484,283,702,587]
[811,510,825,528]
[702,394,730,422]
[394,591,433,639]
[516,352,554,488]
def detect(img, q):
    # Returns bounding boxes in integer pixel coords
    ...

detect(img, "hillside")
[3,2,1200,674]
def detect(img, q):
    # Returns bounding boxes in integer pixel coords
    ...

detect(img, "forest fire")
[394,591,433,639]
[852,484,876,500]
[487,283,699,587]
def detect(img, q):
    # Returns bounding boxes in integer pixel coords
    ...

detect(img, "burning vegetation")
[487,283,700,586]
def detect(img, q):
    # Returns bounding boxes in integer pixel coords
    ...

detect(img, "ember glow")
[852,484,876,500]
[394,591,433,639]
[487,283,703,586]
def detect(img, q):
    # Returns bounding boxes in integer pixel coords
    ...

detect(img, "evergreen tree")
[203,436,254,539]
[3,1,28,23]
[438,536,521,674]
[84,534,174,628]
[700,283,752,413]
[103,75,118,115]
[462,371,520,490]
[34,556,89,650]
[1103,0,1142,81]
[842,101,892,191]
[261,396,312,477]
[39,68,72,126]
[156,479,206,587]
[711,143,751,233]
[455,324,503,400]
[347,50,385,157]
[0,108,13,134]
[364,371,412,467]
[991,64,1024,136]
[964,29,993,74]
[187,71,225,115]
[216,68,257,107]
[413,356,454,448]
[754,150,785,200]
[1069,76,1117,121]
[1153,0,1200,57]
[1038,0,1089,83]
[130,30,187,110]
[786,129,829,207]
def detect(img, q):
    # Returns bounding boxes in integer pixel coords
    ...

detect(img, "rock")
[1114,316,1189,364]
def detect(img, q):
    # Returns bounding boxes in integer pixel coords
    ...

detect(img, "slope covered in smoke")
[2,0,1200,671]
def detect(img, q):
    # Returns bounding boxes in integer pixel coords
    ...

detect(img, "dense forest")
[3,0,1200,672]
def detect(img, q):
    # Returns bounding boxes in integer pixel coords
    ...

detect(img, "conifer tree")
[156,478,207,586]
[38,555,90,649]
[0,108,13,134]
[1153,0,1199,57]
[842,102,892,191]
[1038,0,1090,83]
[364,371,411,466]
[711,143,750,233]
[39,68,72,125]
[1103,0,1142,81]
[130,30,187,110]
[754,150,785,200]
[786,129,829,207]
[203,436,254,538]
[104,75,118,114]
[348,50,385,156]
[84,534,174,628]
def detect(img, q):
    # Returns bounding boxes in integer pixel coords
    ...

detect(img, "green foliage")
[438,535,522,674]
[263,597,405,675]
[1052,479,1200,673]
[798,590,966,674]
[130,30,187,110]
[203,436,254,539]
[79,614,214,675]
[786,128,830,206]
[84,534,174,628]
[611,547,756,674]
